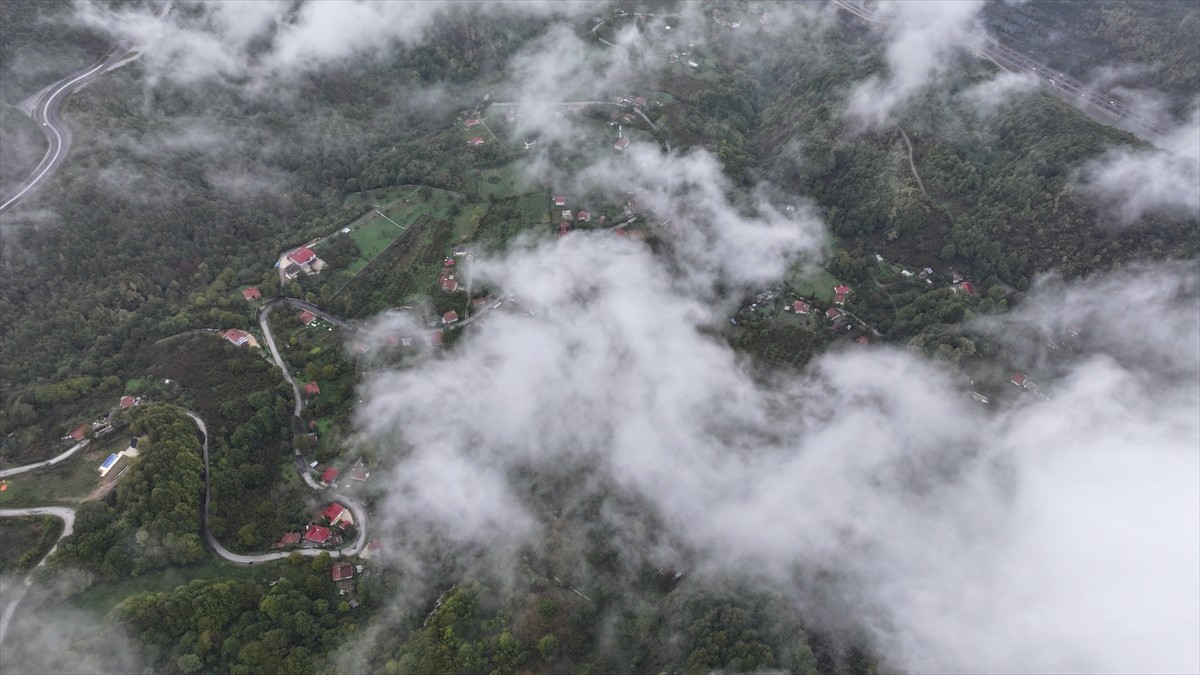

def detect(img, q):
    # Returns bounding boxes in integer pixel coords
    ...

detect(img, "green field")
[0,433,137,508]
[338,214,458,317]
[789,268,842,304]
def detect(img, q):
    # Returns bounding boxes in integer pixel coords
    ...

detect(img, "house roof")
[331,563,354,581]
[553,195,567,205]
[833,292,847,305]
[348,467,369,481]
[223,329,250,345]
[833,285,851,294]
[614,137,631,150]
[304,524,331,543]
[441,277,458,292]
[469,136,485,145]
[299,310,316,325]
[321,467,339,483]
[443,310,459,324]
[242,287,261,300]
[464,117,479,127]
[793,300,810,314]
[960,281,975,295]
[322,503,346,522]
[577,211,590,221]
[288,247,317,266]
[443,257,456,267]
[825,308,843,320]
[69,424,88,442]
[119,396,136,409]
[304,380,321,396]
[280,532,302,545]
[1011,373,1027,386]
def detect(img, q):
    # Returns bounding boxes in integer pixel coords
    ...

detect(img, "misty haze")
[0,1,1196,674]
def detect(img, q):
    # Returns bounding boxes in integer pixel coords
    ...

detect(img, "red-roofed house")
[441,276,458,292]
[223,329,251,347]
[304,381,321,397]
[443,310,459,325]
[288,247,317,266]
[577,211,591,222]
[959,281,975,295]
[298,310,316,325]
[68,424,88,442]
[1011,373,1027,388]
[242,287,261,301]
[558,221,570,238]
[469,136,485,146]
[443,257,456,267]
[553,195,567,206]
[614,137,631,151]
[633,96,647,108]
[464,117,480,128]
[321,467,339,484]
[348,466,370,482]
[304,524,331,544]
[791,300,811,315]
[363,539,382,559]
[615,228,627,237]
[331,562,354,581]
[825,308,844,321]
[833,285,851,306]
[119,395,137,410]
[322,502,354,527]
[279,532,302,546]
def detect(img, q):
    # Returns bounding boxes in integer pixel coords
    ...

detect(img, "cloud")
[354,175,1199,674]
[1074,100,1200,226]
[70,0,601,90]
[846,0,987,129]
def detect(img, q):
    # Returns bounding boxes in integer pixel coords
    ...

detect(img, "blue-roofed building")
[98,454,120,476]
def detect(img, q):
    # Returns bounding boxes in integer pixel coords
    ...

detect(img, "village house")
[331,563,355,582]
[119,395,138,410]
[299,310,316,325]
[363,539,382,559]
[66,423,89,442]
[1011,373,1028,388]
[833,285,852,306]
[469,136,485,146]
[443,310,459,325]
[463,117,480,128]
[304,381,320,397]
[322,502,354,528]
[789,300,811,315]
[825,307,844,321]
[553,195,567,207]
[348,465,370,482]
[576,211,590,222]
[321,467,339,485]
[304,524,332,545]
[242,287,261,301]
[275,532,302,549]
[222,329,252,347]
[284,246,326,278]
[614,137,631,151]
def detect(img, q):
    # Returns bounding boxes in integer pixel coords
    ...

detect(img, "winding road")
[0,440,89,479]
[0,506,75,644]
[0,43,135,215]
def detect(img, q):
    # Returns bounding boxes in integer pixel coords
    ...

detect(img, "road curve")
[0,43,133,215]
[0,506,76,645]
[0,440,89,479]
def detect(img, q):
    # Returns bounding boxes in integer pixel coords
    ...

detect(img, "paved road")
[0,507,76,644]
[831,0,1167,138]
[259,301,304,417]
[0,43,134,215]
[0,440,89,479]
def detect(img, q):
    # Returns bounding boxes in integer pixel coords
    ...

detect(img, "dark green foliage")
[0,515,64,573]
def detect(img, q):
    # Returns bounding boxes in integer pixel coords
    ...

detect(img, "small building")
[553,195,567,207]
[321,466,340,484]
[363,539,382,559]
[524,138,537,149]
[348,466,370,482]
[633,96,647,108]
[576,211,591,222]
[284,263,303,279]
[561,210,573,221]
[242,287,261,301]
[277,532,302,548]
[298,310,316,325]
[443,310,459,325]
[1011,373,1027,388]
[304,524,331,545]
[833,285,851,306]
[331,563,355,581]
[288,247,317,267]
[440,277,459,293]
[67,424,88,442]
[687,60,699,68]
[464,117,480,128]
[791,300,811,315]
[119,395,137,410]
[98,453,120,476]
[825,307,844,321]
[304,381,321,397]
[443,257,456,268]
[223,329,251,347]
[323,502,354,527]
[959,281,975,295]
[614,137,631,151]
[469,136,485,146]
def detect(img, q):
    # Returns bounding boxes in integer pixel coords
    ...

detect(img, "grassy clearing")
[0,516,63,574]
[339,215,458,317]
[69,555,279,616]
[789,268,841,304]
[0,432,136,508]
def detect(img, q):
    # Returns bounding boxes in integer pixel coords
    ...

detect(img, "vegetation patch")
[0,515,64,574]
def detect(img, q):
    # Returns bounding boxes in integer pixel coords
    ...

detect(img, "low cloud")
[1074,100,1200,226]
[355,179,1199,673]
[846,0,987,129]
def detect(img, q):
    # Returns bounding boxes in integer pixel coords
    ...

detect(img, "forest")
[0,0,1196,673]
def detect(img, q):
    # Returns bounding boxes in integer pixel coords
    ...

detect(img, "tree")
[538,634,559,662]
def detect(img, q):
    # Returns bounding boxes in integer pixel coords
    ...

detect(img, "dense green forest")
[0,1,1196,673]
